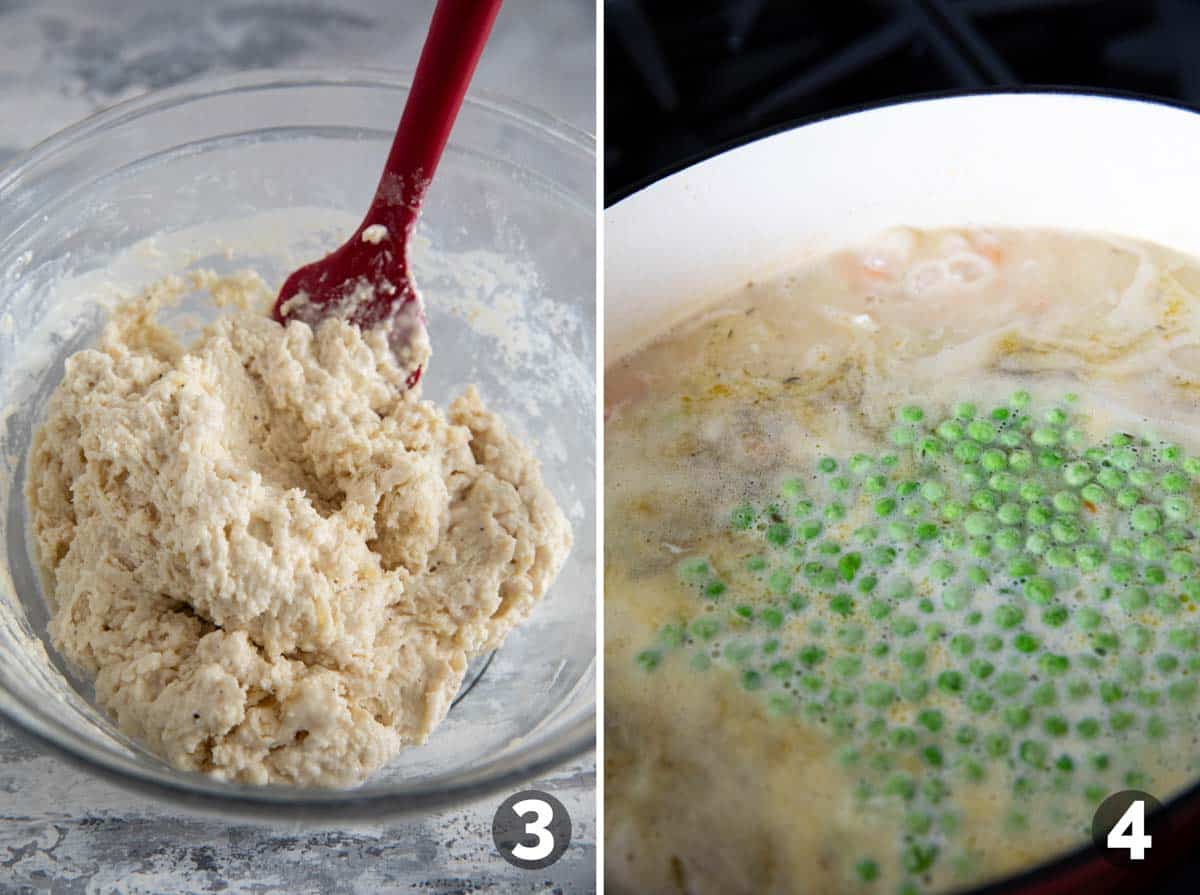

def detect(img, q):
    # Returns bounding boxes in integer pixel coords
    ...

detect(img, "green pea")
[942,500,966,521]
[1014,632,1040,653]
[1110,445,1139,469]
[944,585,973,611]
[1052,491,1081,514]
[989,472,1018,493]
[847,455,872,476]
[1169,679,1198,702]
[1045,547,1074,568]
[971,490,999,513]
[938,670,965,694]
[870,545,897,566]
[1042,605,1069,627]
[1024,577,1056,604]
[916,436,943,458]
[1018,739,1048,768]
[1110,711,1136,732]
[1027,504,1052,526]
[964,513,996,536]
[1120,588,1149,612]
[855,859,879,883]
[636,649,662,671]
[1041,715,1070,734]
[1009,449,1034,472]
[930,559,955,581]
[920,481,946,504]
[1050,518,1081,544]
[1032,428,1060,447]
[981,448,1007,471]
[955,441,982,463]
[900,677,930,702]
[1003,705,1031,729]
[995,528,1023,552]
[1063,462,1092,486]
[1129,468,1154,488]
[1076,545,1105,571]
[1131,506,1163,533]
[915,522,939,541]
[1110,561,1135,583]
[994,604,1025,628]
[907,544,936,563]
[979,737,1009,765]
[1168,629,1198,651]
[1039,654,1070,676]
[917,709,943,731]
[863,682,895,708]
[966,690,995,714]
[1067,678,1092,701]
[969,658,995,680]
[938,420,964,441]
[1116,488,1140,510]
[849,528,878,548]
[995,672,1026,697]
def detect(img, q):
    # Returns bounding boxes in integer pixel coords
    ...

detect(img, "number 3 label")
[511,798,555,861]
[1092,789,1162,868]
[1106,798,1151,860]
[493,789,572,870]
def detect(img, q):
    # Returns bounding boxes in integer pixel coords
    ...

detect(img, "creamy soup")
[605,229,1200,894]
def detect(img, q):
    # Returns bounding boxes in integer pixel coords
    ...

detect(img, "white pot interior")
[606,93,1200,360]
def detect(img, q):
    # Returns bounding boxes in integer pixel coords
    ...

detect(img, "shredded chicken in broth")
[605,229,1200,895]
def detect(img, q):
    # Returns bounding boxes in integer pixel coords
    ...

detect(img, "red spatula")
[272,0,504,388]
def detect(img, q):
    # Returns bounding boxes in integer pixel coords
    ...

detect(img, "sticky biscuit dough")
[26,271,571,787]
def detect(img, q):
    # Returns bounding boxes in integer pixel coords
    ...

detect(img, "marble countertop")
[0,2,596,892]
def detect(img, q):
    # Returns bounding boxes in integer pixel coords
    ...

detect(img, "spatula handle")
[368,0,504,240]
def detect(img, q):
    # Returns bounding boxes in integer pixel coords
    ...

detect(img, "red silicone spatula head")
[272,0,504,388]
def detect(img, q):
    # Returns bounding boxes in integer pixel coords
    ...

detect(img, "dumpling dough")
[26,271,571,787]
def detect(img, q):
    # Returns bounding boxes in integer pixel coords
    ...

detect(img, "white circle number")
[493,789,570,869]
[510,797,556,862]
[1107,798,1152,861]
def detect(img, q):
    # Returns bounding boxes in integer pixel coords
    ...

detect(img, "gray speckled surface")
[0,2,596,892]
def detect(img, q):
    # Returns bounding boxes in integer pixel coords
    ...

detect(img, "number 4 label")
[1107,798,1151,861]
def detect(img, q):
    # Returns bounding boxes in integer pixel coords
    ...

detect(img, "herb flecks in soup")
[605,229,1200,895]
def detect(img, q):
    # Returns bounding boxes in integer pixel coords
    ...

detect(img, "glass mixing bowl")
[0,69,595,819]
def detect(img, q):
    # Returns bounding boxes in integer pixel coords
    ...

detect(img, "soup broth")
[605,229,1200,894]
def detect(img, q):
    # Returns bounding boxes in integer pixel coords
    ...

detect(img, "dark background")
[604,1,1200,892]
[605,0,1200,205]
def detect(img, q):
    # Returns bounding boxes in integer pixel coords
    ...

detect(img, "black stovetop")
[605,0,1200,204]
